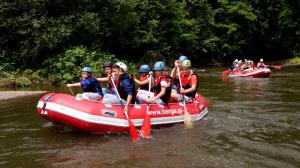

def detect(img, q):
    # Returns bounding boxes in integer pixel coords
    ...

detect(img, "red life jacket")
[151,75,172,103]
[139,76,149,91]
[180,74,198,98]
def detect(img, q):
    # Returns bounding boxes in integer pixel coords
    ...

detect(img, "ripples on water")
[0,68,300,168]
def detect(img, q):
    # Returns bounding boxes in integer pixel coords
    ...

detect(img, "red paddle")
[222,70,230,76]
[110,76,139,141]
[271,65,282,70]
[140,75,152,138]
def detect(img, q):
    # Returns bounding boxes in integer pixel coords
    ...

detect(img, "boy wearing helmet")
[66,67,103,100]
[97,61,116,95]
[171,60,197,102]
[102,62,135,112]
[257,58,267,68]
[136,61,171,105]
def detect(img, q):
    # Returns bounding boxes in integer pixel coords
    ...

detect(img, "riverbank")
[0,91,47,101]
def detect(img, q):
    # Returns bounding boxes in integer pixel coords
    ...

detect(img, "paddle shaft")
[110,76,127,117]
[146,75,152,113]
[68,87,74,96]
[177,66,187,108]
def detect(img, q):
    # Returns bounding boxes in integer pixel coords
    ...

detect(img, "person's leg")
[170,88,180,102]
[136,90,154,104]
[82,92,102,100]
[102,88,113,95]
[177,95,192,103]
[75,93,83,100]
[153,98,164,105]
[102,94,126,104]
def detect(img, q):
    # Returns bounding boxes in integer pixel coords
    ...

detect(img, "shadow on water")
[0,67,300,167]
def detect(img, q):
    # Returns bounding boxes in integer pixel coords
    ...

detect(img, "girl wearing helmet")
[170,60,197,102]
[102,62,135,112]
[66,67,103,100]
[135,61,171,105]
[134,64,154,91]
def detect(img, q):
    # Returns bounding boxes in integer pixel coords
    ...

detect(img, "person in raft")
[102,62,135,112]
[170,60,197,102]
[135,61,171,105]
[170,55,191,96]
[257,58,267,68]
[97,61,116,95]
[66,67,103,100]
[231,59,239,71]
[134,64,154,91]
[134,64,155,104]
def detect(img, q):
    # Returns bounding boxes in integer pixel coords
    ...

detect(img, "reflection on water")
[0,67,300,167]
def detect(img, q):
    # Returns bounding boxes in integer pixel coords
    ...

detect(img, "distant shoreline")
[0,91,47,101]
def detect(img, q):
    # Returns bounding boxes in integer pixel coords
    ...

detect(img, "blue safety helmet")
[138,64,151,73]
[82,67,92,73]
[179,55,188,62]
[153,61,165,71]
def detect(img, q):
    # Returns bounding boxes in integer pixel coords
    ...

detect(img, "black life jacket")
[81,77,103,96]
[151,75,172,103]
[117,73,136,104]
[181,74,198,98]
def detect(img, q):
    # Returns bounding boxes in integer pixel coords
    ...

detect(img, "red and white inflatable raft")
[229,68,272,78]
[36,92,208,133]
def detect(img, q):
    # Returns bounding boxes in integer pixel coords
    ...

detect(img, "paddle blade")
[272,66,282,70]
[140,115,151,138]
[184,110,193,129]
[128,120,140,141]
[222,70,229,76]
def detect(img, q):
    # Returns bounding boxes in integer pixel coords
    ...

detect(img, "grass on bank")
[285,56,300,64]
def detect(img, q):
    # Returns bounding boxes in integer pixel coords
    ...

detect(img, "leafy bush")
[43,46,137,83]
[15,77,32,87]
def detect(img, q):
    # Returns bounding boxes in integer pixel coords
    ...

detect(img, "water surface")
[0,67,299,167]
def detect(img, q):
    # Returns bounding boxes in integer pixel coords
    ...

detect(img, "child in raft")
[135,61,172,105]
[170,60,197,102]
[66,67,103,100]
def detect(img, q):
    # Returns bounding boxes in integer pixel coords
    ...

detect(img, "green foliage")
[14,77,32,87]
[0,0,299,77]
[43,46,136,83]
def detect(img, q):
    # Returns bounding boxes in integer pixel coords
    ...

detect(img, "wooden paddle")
[177,66,193,129]
[68,87,74,96]
[140,75,152,138]
[110,76,140,141]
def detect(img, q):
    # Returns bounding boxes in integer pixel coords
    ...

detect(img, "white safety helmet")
[234,59,238,63]
[115,62,128,72]
[238,60,243,64]
[260,58,264,62]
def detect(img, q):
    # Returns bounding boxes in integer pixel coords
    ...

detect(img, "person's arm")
[134,77,150,85]
[171,60,180,79]
[97,76,109,82]
[122,79,134,111]
[124,95,133,111]
[150,87,166,102]
[180,84,196,94]
[180,75,197,94]
[66,82,81,87]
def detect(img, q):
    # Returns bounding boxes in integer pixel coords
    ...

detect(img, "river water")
[0,67,299,168]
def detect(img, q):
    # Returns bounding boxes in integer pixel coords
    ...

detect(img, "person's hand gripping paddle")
[110,76,140,141]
